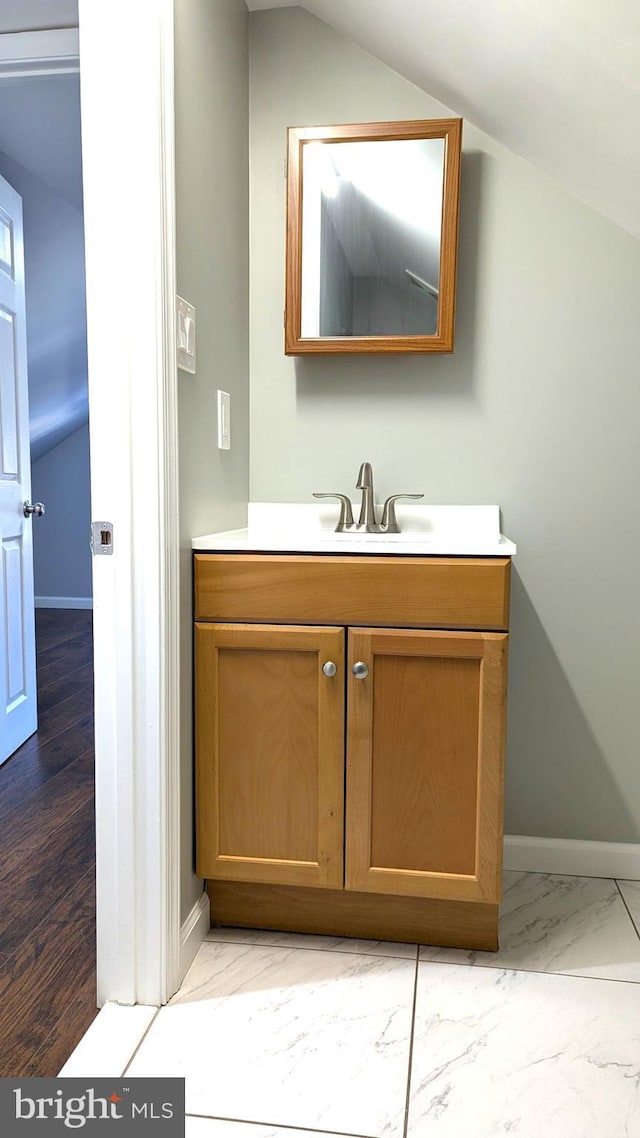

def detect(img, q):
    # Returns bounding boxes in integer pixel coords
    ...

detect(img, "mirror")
[285,119,462,355]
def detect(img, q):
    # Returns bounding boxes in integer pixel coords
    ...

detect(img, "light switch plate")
[217,390,231,450]
[176,296,196,373]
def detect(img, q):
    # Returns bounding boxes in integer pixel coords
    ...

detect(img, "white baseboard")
[504,835,640,880]
[35,596,93,609]
[179,891,210,984]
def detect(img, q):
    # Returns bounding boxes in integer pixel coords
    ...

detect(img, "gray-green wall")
[175,0,250,921]
[250,8,640,844]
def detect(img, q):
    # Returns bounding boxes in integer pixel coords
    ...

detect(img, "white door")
[0,174,38,764]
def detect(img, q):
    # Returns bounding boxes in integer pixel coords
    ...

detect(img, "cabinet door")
[196,622,344,888]
[345,628,508,903]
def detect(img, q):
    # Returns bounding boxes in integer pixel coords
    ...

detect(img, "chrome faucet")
[356,461,377,529]
[314,462,424,533]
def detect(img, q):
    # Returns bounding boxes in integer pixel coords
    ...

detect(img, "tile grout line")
[416,953,640,985]
[185,1112,378,1138]
[121,1008,162,1077]
[209,934,640,984]
[205,935,418,963]
[614,879,640,943]
[401,949,420,1138]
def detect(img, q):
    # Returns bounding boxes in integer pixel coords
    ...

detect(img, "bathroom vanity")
[193,504,515,950]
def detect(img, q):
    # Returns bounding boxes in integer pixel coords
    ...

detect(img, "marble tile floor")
[68,871,640,1137]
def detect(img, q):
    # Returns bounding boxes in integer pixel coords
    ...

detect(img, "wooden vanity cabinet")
[194,553,511,950]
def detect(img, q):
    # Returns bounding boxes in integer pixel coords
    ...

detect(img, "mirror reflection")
[301,138,445,339]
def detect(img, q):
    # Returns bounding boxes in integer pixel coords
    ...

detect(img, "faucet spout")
[356,461,373,490]
[356,461,377,528]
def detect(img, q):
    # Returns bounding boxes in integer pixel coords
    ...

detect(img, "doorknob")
[23,501,45,518]
[322,661,337,677]
[352,661,369,679]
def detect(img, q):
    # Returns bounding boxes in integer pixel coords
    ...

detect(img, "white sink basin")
[192,503,516,556]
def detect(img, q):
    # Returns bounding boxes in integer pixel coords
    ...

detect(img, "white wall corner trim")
[79,0,180,1007]
[504,835,640,881]
[35,596,93,610]
[179,892,211,985]
[0,29,79,78]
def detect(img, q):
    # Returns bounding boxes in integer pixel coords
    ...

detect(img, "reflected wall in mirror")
[285,119,462,355]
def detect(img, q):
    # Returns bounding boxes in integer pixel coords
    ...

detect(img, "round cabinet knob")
[322,661,337,677]
[23,501,45,518]
[352,661,369,679]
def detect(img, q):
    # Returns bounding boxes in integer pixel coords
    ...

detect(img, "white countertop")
[192,503,516,557]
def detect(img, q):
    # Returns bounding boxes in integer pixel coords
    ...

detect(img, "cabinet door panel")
[346,628,508,903]
[196,623,344,888]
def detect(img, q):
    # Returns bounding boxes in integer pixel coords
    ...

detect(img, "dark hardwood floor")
[0,608,97,1076]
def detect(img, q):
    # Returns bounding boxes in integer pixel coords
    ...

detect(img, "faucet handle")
[380,493,424,533]
[313,492,355,532]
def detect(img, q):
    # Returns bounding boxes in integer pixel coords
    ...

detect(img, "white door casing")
[0,175,37,765]
[0,10,186,1007]
[78,0,182,1006]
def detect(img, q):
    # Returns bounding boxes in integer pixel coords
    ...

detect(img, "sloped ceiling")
[0,71,86,459]
[0,3,86,458]
[0,75,83,210]
[247,0,640,239]
[0,146,88,461]
[0,0,78,33]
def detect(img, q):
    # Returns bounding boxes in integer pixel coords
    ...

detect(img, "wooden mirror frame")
[285,118,462,356]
